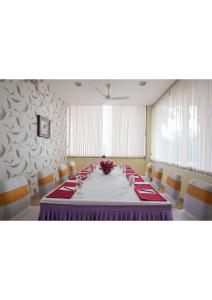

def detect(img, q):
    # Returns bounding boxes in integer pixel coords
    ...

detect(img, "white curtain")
[67,105,103,156]
[67,105,146,157]
[103,105,146,157]
[151,80,212,175]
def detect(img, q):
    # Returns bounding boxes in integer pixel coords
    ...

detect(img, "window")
[151,80,212,175]
[67,105,103,156]
[67,105,146,157]
[103,105,146,157]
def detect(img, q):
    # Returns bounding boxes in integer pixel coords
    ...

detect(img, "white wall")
[0,80,67,195]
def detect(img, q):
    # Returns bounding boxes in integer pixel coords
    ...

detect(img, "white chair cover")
[163,173,182,207]
[151,167,163,190]
[67,161,77,177]
[173,179,212,220]
[141,162,153,182]
[38,168,55,198]
[58,163,69,183]
[0,176,31,220]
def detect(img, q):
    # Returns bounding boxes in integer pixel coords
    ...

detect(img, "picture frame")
[37,115,50,138]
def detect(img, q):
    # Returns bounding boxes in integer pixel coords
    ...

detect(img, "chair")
[151,167,163,190]
[67,161,77,178]
[162,173,182,207]
[141,162,153,182]
[0,176,31,220]
[173,179,212,220]
[38,168,55,198]
[58,163,69,183]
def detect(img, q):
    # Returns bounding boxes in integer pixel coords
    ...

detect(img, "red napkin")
[134,177,144,182]
[63,182,76,187]
[47,188,76,199]
[126,167,134,171]
[125,169,136,175]
[81,164,94,172]
[69,174,87,181]
[125,170,134,175]
[135,184,152,189]
[126,174,144,182]
[78,173,87,180]
[126,173,133,180]
[134,184,166,202]
[83,165,94,172]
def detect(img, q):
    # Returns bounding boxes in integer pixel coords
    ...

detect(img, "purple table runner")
[39,203,173,221]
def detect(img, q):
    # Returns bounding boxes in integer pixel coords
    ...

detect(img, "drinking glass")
[117,163,122,175]
[129,174,135,189]
[88,166,93,180]
[76,175,83,197]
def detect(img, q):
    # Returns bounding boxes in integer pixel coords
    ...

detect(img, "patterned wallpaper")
[0,80,67,195]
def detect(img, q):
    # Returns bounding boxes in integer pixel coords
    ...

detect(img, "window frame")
[67,105,147,159]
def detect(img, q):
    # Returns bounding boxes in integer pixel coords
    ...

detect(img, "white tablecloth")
[41,167,170,206]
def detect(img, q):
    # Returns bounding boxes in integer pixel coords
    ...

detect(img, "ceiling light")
[139,81,146,86]
[75,82,82,87]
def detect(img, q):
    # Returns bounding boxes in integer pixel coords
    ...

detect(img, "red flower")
[100,161,114,174]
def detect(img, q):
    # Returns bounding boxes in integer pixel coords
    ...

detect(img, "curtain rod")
[153,80,179,106]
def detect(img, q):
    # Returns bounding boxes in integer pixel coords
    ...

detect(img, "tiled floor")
[31,194,41,206]
[178,198,184,209]
[12,206,40,220]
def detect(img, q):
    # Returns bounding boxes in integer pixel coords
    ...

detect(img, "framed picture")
[37,115,50,138]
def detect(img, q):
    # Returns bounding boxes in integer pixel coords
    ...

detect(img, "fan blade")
[111,96,129,100]
[95,88,107,98]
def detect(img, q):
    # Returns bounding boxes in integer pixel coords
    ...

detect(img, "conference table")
[39,165,173,221]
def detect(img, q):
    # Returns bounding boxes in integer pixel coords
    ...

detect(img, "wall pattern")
[0,80,67,195]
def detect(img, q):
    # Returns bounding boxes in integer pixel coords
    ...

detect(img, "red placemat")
[69,174,87,180]
[135,184,152,189]
[82,165,94,172]
[125,168,134,172]
[47,188,76,199]
[134,184,166,202]
[134,177,144,182]
[79,174,87,180]
[63,182,76,187]
[126,174,144,182]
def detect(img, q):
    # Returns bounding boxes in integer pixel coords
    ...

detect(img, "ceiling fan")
[96,83,129,103]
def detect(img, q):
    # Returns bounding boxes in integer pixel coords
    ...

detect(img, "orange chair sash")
[38,174,54,186]
[69,165,76,171]
[59,168,69,177]
[166,176,181,191]
[187,184,212,205]
[146,167,152,174]
[153,171,162,180]
[0,185,30,206]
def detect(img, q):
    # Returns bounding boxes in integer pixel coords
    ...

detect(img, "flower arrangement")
[100,160,114,175]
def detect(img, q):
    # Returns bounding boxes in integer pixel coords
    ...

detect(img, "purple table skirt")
[39,203,173,221]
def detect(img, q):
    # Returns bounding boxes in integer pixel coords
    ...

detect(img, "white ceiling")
[47,80,176,106]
